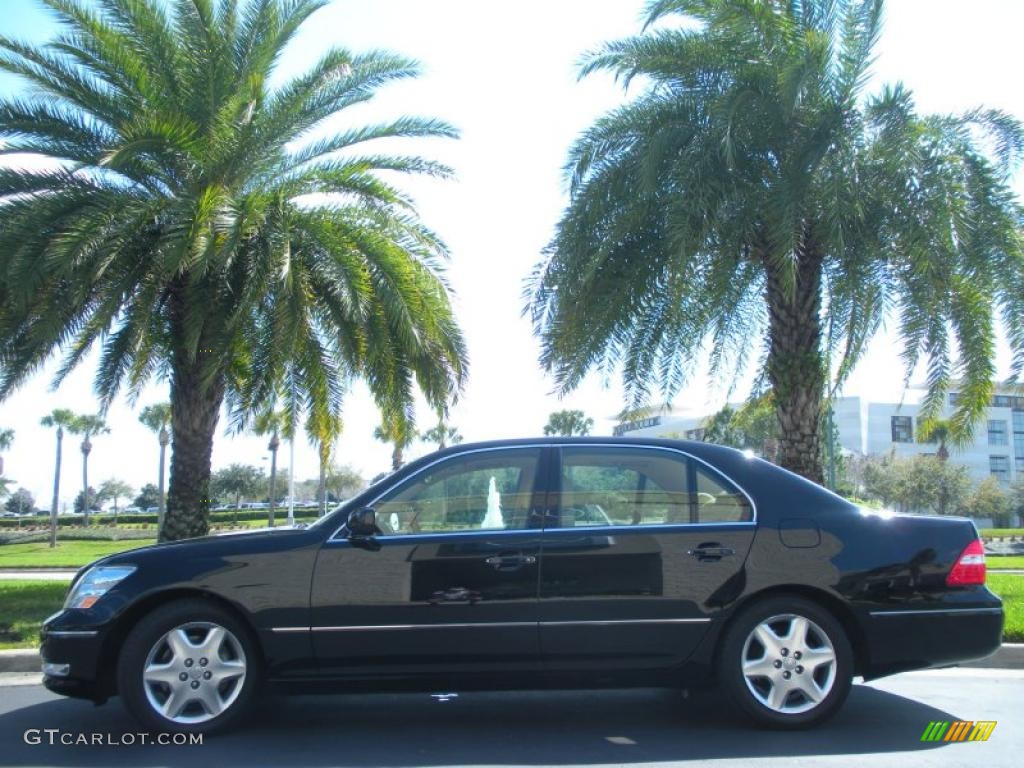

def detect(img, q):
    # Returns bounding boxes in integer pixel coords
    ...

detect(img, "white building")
[614,387,1024,485]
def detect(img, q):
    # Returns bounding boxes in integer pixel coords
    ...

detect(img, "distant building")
[614,386,1024,485]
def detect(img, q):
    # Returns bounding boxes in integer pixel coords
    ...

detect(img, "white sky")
[1,0,1023,509]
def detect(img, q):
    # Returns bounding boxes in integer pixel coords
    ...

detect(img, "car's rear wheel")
[117,599,259,734]
[718,595,853,728]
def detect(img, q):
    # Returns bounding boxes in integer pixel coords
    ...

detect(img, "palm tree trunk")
[81,442,90,528]
[268,445,277,528]
[392,444,402,472]
[157,429,168,537]
[764,234,826,484]
[163,361,225,542]
[49,427,62,548]
[318,443,328,517]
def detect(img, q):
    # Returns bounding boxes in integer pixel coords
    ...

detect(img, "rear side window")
[553,447,752,528]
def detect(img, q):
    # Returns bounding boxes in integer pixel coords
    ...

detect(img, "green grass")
[989,555,1024,570]
[987,573,1024,643]
[0,580,68,649]
[0,539,155,568]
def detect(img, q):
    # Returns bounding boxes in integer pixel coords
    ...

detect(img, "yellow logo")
[920,721,997,742]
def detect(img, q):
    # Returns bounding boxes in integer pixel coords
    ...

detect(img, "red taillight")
[946,539,986,586]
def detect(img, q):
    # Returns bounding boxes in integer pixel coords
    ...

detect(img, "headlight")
[64,565,136,610]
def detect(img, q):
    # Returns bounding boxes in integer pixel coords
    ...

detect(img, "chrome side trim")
[868,607,1003,617]
[309,618,712,632]
[45,630,99,638]
[269,626,312,633]
[312,622,535,632]
[540,618,712,626]
[329,442,757,542]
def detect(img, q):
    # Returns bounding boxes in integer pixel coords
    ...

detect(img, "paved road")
[0,668,1019,767]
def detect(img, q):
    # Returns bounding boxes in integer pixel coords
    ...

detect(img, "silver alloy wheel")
[142,621,247,724]
[741,613,837,715]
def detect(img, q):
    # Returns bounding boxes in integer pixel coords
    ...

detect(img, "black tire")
[717,595,853,729]
[117,598,261,734]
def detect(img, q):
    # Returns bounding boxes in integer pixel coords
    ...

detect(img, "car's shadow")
[0,684,958,766]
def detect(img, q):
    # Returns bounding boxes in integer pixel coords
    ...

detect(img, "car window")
[373,449,541,535]
[694,464,752,523]
[554,447,751,527]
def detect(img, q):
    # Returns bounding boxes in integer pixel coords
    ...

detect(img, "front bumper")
[39,611,109,702]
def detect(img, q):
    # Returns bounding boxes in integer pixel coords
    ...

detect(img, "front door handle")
[688,544,735,561]
[484,553,537,571]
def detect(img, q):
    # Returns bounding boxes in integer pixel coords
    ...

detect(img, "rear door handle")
[484,553,537,571]
[688,544,735,561]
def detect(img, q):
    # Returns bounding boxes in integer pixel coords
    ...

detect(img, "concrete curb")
[1,644,1022,675]
[0,649,39,674]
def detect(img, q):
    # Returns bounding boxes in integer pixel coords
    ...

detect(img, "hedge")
[0,506,323,530]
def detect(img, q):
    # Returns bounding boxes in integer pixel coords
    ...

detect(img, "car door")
[311,446,548,676]
[539,444,756,670]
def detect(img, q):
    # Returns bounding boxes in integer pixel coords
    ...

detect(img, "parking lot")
[0,667,1019,767]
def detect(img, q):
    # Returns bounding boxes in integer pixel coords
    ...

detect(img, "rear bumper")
[861,605,1003,679]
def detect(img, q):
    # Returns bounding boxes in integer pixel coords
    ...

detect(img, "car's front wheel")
[718,595,853,728]
[117,599,259,734]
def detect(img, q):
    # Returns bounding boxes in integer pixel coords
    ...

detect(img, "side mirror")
[347,507,377,537]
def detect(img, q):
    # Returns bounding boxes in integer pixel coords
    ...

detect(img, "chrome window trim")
[329,442,757,541]
[868,607,1003,617]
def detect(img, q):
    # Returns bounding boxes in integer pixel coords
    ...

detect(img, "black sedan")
[40,437,1002,733]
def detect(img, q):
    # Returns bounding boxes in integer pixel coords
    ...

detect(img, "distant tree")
[211,465,266,519]
[40,409,76,547]
[74,487,102,514]
[134,484,161,511]
[138,403,171,534]
[917,418,957,462]
[247,408,287,526]
[325,463,365,503]
[98,479,133,518]
[68,415,109,527]
[963,476,1013,527]
[422,409,462,450]
[374,410,418,471]
[5,488,33,515]
[861,454,969,515]
[1011,478,1024,525]
[544,410,594,437]
[0,427,12,476]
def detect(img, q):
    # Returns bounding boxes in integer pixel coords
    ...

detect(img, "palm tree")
[307,409,343,517]
[248,408,287,527]
[40,409,76,547]
[918,418,955,462]
[543,410,594,437]
[421,408,462,449]
[0,427,12,476]
[374,410,418,472]
[68,415,108,528]
[138,403,171,535]
[0,0,467,541]
[528,0,1024,483]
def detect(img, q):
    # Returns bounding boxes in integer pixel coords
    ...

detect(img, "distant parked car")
[145,507,159,514]
[121,507,142,515]
[40,437,1002,735]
